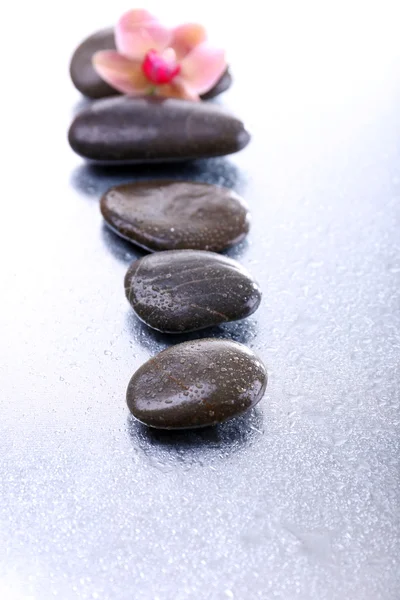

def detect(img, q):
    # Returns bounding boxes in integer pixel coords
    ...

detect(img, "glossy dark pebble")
[70,28,117,99]
[101,180,250,252]
[126,339,267,429]
[124,250,261,333]
[68,96,250,164]
[69,27,232,100]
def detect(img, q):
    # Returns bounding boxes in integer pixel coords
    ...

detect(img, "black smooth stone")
[124,250,261,333]
[69,27,232,100]
[68,96,250,164]
[70,29,117,99]
[126,338,267,429]
[101,180,250,252]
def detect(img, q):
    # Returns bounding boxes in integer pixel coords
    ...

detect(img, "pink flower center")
[142,49,181,85]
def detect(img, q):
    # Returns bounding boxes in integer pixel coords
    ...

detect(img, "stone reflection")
[70,157,245,200]
[127,407,264,468]
[124,310,259,354]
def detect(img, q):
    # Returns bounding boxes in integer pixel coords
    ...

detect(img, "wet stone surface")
[124,250,262,333]
[68,96,250,164]
[101,180,250,252]
[126,338,267,429]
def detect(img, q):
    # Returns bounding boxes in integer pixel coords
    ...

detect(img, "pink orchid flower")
[92,9,227,101]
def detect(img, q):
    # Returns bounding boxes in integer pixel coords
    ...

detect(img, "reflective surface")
[1,2,400,599]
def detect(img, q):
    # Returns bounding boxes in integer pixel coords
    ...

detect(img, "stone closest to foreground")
[69,28,232,100]
[101,180,250,252]
[68,96,250,164]
[124,250,261,333]
[126,339,267,429]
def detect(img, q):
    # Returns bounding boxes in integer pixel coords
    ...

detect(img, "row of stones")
[69,31,268,430]
[103,181,267,429]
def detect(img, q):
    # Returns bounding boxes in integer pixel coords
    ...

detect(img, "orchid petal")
[157,78,200,101]
[92,51,149,95]
[171,23,207,59]
[115,9,171,60]
[180,42,226,95]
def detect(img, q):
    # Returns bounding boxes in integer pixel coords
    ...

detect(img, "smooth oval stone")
[70,29,117,99]
[68,96,250,164]
[101,180,250,252]
[127,339,267,429]
[70,28,232,100]
[124,250,261,333]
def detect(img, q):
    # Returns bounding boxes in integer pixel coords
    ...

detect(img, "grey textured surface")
[1,2,400,599]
